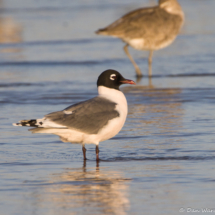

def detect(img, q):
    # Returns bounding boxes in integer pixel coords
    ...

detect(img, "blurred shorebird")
[96,0,184,77]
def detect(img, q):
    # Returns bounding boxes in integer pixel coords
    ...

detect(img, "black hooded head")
[97,69,135,90]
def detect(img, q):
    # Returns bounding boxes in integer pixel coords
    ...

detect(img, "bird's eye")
[110,74,116,80]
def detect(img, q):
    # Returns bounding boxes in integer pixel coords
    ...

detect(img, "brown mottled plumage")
[96,0,184,77]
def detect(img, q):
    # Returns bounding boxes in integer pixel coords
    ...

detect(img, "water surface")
[1,0,215,214]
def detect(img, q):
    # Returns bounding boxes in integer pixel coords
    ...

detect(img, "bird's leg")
[148,63,152,77]
[83,159,86,168]
[148,50,153,65]
[82,144,87,160]
[96,160,99,168]
[148,76,153,88]
[95,145,100,161]
[123,44,142,77]
[148,50,153,77]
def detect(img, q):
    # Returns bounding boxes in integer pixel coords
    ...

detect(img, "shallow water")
[1,0,215,214]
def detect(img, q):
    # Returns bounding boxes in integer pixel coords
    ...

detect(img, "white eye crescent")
[110,74,116,80]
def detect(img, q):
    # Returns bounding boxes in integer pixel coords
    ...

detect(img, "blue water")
[1,0,215,214]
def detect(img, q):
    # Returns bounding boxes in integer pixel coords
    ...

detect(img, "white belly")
[124,38,145,50]
[123,36,177,50]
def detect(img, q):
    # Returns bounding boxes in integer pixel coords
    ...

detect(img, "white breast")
[96,86,128,142]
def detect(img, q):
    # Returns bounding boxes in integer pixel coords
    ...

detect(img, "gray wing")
[45,97,119,134]
[99,7,183,40]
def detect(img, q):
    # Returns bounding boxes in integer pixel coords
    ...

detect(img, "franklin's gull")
[13,69,135,161]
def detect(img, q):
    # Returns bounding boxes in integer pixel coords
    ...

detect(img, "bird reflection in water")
[34,163,130,215]
[123,84,184,149]
[135,73,153,87]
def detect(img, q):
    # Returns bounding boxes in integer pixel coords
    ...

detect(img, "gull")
[96,0,184,77]
[13,69,135,161]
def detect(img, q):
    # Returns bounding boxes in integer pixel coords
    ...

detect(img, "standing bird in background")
[96,0,184,77]
[13,70,135,161]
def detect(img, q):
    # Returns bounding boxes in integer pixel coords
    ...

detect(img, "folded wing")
[44,97,119,134]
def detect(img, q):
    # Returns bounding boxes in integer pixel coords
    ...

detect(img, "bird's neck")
[97,86,127,105]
